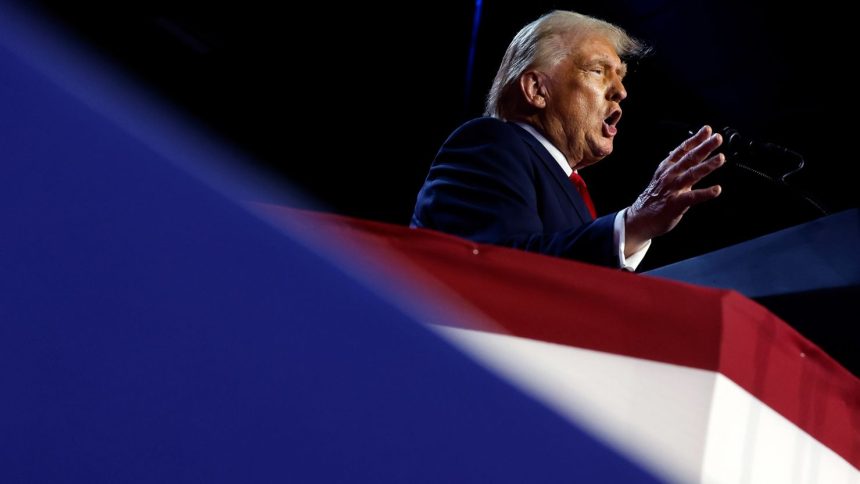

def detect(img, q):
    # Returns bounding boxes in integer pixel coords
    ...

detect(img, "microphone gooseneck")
[716,126,827,215]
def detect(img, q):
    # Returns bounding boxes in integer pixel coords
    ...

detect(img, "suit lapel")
[509,122,592,223]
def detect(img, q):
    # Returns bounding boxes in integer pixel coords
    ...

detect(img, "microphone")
[716,126,806,184]
[657,120,828,215]
[718,127,803,160]
[716,126,828,215]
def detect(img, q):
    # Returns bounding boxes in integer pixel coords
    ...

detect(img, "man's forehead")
[568,32,622,61]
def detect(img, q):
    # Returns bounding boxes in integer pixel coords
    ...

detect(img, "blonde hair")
[485,10,648,119]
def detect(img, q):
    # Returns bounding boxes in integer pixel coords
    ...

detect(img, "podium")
[646,209,860,374]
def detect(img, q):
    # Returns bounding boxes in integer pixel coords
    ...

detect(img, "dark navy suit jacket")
[411,117,621,267]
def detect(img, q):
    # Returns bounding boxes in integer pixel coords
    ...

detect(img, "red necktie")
[568,172,597,219]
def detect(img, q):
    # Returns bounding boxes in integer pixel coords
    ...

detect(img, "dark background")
[24,0,857,269]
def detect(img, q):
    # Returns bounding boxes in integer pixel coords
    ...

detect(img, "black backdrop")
[26,0,858,269]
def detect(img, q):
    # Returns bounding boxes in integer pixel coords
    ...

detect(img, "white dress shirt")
[516,122,650,271]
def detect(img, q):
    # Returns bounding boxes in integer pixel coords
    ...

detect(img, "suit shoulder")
[445,117,525,146]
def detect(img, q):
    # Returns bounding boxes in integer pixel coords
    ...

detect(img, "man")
[411,10,725,270]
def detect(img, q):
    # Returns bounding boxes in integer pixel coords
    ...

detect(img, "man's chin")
[583,144,613,166]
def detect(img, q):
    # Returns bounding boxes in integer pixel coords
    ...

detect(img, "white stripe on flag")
[434,325,859,484]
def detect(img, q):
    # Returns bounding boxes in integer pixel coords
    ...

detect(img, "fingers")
[677,184,722,207]
[674,132,723,173]
[667,125,712,163]
[630,125,726,241]
[675,153,725,188]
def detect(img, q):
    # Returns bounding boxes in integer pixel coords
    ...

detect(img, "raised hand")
[624,125,725,254]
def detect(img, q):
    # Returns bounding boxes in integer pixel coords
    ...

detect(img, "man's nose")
[609,78,627,102]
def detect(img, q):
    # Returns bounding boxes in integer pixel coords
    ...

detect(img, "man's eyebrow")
[587,57,628,78]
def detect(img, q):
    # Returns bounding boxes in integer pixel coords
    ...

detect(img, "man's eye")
[590,68,604,74]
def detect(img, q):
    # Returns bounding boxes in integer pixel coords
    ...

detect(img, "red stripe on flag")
[256,205,860,470]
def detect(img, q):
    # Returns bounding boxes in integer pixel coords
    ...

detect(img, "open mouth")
[605,109,621,125]
[603,109,622,136]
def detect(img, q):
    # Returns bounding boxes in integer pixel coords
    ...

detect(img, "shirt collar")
[515,122,573,176]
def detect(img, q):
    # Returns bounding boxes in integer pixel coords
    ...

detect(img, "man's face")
[541,32,627,169]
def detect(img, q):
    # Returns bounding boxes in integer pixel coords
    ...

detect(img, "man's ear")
[518,71,547,109]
